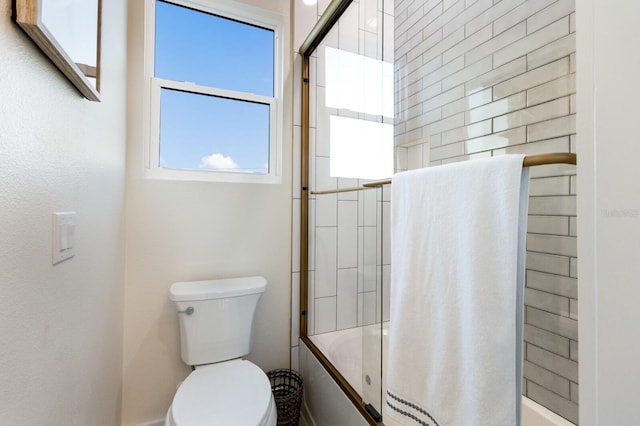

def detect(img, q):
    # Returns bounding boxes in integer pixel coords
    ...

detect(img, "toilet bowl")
[167,276,277,426]
[165,360,276,426]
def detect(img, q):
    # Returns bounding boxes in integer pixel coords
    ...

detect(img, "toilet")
[166,276,277,426]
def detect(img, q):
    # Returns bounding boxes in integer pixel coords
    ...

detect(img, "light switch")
[53,212,76,264]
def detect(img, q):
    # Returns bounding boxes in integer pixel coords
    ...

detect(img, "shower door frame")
[298,0,381,424]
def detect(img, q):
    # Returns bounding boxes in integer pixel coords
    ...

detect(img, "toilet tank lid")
[169,276,267,301]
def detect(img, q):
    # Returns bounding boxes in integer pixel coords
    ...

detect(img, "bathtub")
[307,325,574,426]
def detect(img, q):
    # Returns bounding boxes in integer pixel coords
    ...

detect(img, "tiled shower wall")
[394,0,578,423]
[306,0,394,337]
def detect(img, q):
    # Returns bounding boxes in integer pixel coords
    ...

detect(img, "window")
[145,0,283,183]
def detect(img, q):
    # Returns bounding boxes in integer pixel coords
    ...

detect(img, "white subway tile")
[316,193,337,227]
[466,0,527,36]
[493,97,569,132]
[442,24,493,64]
[363,189,377,227]
[570,93,576,114]
[527,251,570,276]
[407,1,444,41]
[362,291,378,325]
[291,272,300,343]
[423,112,466,136]
[465,57,527,95]
[493,17,569,68]
[425,84,466,114]
[443,0,492,38]
[442,87,492,117]
[423,56,465,88]
[431,141,466,161]
[422,141,432,166]
[528,215,570,235]
[527,234,577,257]
[338,5,360,53]
[527,33,576,70]
[569,12,575,33]
[443,55,493,91]
[315,156,336,191]
[293,126,302,199]
[408,144,424,170]
[493,0,556,35]
[337,201,358,268]
[527,308,578,341]
[315,296,337,333]
[569,216,577,237]
[570,382,579,404]
[442,119,493,145]
[495,57,569,100]
[527,343,578,381]
[441,150,491,164]
[525,288,570,317]
[466,92,527,124]
[422,0,464,40]
[336,268,358,329]
[315,227,337,297]
[524,324,570,358]
[466,21,527,65]
[308,200,316,270]
[569,52,576,73]
[307,272,315,334]
[527,0,575,35]
[529,176,571,196]
[529,195,576,216]
[527,114,576,142]
[527,73,576,107]
[406,108,442,130]
[465,127,526,153]
[570,258,577,278]
[409,27,443,64]
[292,199,301,272]
[570,340,578,362]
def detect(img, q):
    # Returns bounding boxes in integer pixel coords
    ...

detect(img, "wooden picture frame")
[15,0,102,102]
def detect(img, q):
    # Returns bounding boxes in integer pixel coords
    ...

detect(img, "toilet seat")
[167,359,276,426]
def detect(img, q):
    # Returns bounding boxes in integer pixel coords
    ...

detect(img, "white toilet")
[166,276,277,426]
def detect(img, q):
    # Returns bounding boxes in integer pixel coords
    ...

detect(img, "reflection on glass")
[41,0,99,84]
[155,0,274,97]
[159,88,269,173]
[325,47,393,117]
[329,116,393,179]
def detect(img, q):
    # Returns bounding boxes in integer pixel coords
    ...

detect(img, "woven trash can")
[267,369,304,426]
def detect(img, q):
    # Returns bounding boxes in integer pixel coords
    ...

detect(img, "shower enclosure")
[298,0,578,424]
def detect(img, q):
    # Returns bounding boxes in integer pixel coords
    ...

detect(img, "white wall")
[576,1,640,424]
[121,1,293,424]
[0,0,127,424]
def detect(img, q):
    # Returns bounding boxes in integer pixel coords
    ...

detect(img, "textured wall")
[0,0,127,425]
[121,1,293,424]
[394,0,577,422]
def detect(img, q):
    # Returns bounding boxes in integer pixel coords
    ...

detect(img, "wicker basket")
[267,369,304,426]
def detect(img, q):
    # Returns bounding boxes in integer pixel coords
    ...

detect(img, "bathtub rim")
[301,335,381,425]
[307,326,577,426]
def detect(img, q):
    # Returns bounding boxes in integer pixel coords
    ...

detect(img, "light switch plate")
[52,212,76,264]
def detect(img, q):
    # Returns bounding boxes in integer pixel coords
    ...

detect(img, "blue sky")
[154,0,274,173]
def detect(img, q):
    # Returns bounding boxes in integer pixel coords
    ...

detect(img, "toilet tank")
[169,276,267,366]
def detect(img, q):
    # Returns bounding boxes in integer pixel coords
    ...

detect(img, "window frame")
[143,0,284,183]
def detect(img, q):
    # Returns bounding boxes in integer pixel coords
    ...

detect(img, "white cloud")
[199,153,240,170]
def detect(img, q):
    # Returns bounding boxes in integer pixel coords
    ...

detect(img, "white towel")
[385,155,530,426]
